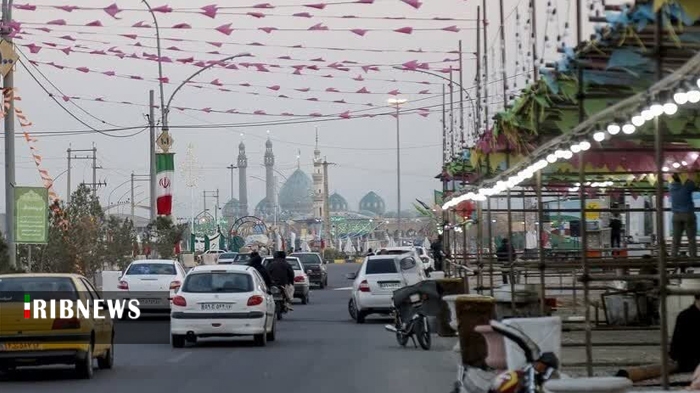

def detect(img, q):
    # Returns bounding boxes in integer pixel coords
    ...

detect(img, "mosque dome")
[222,198,242,222]
[255,197,273,216]
[329,193,348,212]
[278,169,313,214]
[359,191,386,215]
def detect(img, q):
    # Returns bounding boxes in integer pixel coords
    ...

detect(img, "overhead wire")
[16,46,124,128]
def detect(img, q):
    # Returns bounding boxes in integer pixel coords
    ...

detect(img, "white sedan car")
[347,254,424,323]
[376,247,431,274]
[170,264,276,347]
[117,259,187,313]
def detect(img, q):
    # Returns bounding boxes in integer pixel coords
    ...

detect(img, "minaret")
[264,137,275,214]
[237,140,248,216]
[312,129,324,219]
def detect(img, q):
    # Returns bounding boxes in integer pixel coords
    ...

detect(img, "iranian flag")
[156,153,174,216]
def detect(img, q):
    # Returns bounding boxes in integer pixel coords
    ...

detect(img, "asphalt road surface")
[1,264,456,393]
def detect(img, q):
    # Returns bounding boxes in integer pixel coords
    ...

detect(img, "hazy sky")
[0,0,619,218]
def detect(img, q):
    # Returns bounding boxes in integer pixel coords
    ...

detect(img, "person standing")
[670,295,700,373]
[609,212,623,248]
[497,238,515,284]
[430,235,444,271]
[670,173,697,259]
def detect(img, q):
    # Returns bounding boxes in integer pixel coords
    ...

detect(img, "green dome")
[329,192,348,212]
[278,169,313,214]
[255,197,273,216]
[359,191,385,215]
[222,198,242,221]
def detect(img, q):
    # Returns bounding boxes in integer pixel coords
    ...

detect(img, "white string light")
[441,75,700,211]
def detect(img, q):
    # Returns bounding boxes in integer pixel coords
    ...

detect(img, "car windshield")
[218,253,237,261]
[126,263,175,275]
[263,258,302,270]
[365,258,398,274]
[0,277,79,302]
[292,254,321,266]
[181,272,253,293]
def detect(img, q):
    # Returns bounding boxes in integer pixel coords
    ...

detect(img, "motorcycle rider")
[247,251,272,289]
[266,250,295,310]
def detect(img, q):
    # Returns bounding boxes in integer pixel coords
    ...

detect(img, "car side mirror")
[345,272,357,280]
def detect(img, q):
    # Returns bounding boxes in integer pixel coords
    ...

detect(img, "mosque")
[221,133,390,240]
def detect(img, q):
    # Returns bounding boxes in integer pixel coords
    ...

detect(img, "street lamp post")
[387,97,407,242]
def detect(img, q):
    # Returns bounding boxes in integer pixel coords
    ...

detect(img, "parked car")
[198,249,226,263]
[170,264,276,347]
[346,254,425,323]
[414,246,435,271]
[377,247,431,275]
[290,252,328,288]
[0,273,115,379]
[117,259,187,313]
[262,256,310,304]
[217,252,238,264]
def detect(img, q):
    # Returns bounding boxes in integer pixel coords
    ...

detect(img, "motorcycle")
[384,280,442,350]
[452,320,559,393]
[270,285,289,320]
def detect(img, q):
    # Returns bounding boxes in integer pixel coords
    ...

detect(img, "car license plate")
[200,303,234,311]
[139,298,163,305]
[381,283,400,289]
[1,343,41,351]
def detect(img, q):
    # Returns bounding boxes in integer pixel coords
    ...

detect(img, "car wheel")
[348,298,358,320]
[266,318,276,342]
[75,343,94,379]
[253,321,268,347]
[97,336,114,370]
[356,311,366,324]
[171,334,186,348]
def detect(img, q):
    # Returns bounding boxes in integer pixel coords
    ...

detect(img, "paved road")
[1,264,456,393]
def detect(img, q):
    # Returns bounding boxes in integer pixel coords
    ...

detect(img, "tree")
[102,216,136,270]
[0,231,17,273]
[146,217,186,259]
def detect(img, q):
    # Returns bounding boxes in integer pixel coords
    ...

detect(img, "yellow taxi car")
[0,273,114,379]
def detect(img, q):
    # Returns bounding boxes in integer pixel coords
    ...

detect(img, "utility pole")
[92,143,97,197]
[3,0,16,268]
[130,173,150,222]
[68,147,105,196]
[149,90,156,222]
[203,190,220,223]
[66,147,72,204]
[227,164,237,200]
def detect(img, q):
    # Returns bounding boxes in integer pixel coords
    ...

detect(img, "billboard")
[14,186,48,244]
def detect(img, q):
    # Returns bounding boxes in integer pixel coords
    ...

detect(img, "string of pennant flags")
[40,92,435,120]
[21,20,468,36]
[1,88,59,204]
[16,34,460,75]
[19,25,468,56]
[13,1,437,19]
[24,58,442,104]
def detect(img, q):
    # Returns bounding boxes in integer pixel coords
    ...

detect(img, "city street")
[0,264,456,392]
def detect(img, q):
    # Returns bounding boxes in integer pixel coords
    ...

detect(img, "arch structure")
[229,215,268,238]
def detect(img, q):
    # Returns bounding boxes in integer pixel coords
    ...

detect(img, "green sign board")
[14,186,48,244]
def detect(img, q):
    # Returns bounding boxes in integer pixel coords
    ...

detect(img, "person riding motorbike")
[266,251,295,310]
[247,251,272,289]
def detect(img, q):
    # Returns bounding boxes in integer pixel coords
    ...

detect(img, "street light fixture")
[387,97,407,242]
